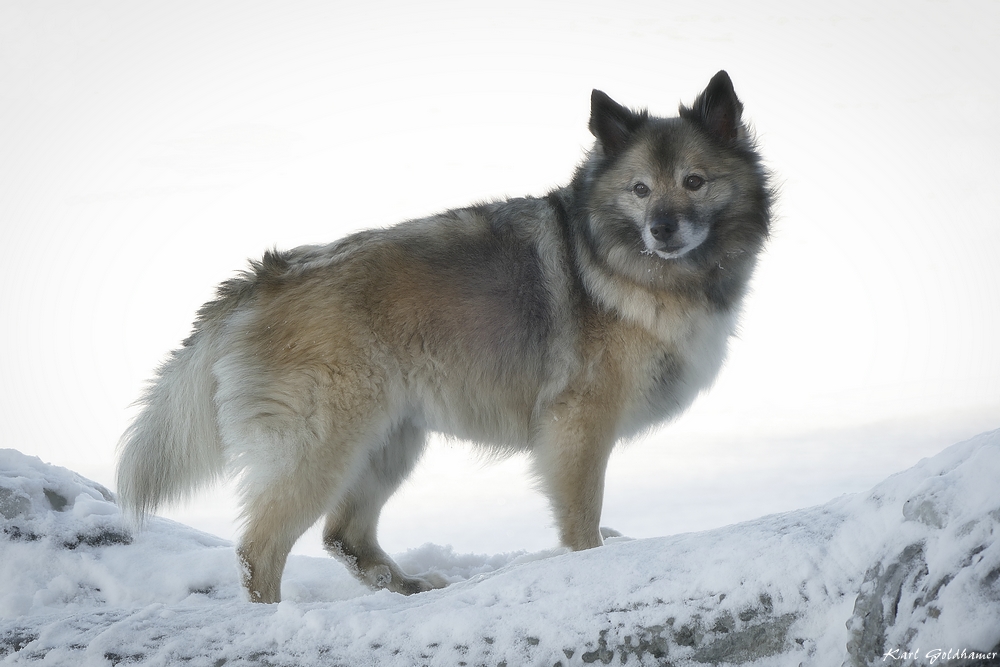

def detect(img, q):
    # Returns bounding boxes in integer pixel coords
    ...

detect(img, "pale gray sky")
[2,1,998,555]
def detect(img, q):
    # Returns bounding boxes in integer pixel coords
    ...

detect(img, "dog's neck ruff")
[572,231,727,347]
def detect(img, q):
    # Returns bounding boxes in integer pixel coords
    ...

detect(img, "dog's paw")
[363,564,448,595]
[389,571,448,595]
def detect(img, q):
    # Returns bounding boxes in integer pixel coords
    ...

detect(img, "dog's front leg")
[533,399,617,551]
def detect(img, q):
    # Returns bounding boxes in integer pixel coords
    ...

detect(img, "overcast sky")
[2,1,998,556]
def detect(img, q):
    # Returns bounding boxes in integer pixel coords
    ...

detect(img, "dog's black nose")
[649,212,678,241]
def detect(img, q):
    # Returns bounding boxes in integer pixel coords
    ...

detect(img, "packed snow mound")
[2,430,1000,666]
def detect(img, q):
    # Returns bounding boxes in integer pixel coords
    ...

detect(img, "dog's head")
[581,71,769,270]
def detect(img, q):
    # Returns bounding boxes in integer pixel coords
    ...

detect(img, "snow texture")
[2,430,1000,666]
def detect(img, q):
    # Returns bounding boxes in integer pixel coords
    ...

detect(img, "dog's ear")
[589,90,646,157]
[683,70,744,144]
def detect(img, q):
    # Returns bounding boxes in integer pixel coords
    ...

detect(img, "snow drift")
[2,430,999,666]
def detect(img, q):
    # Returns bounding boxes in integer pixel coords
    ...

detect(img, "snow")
[3,430,999,666]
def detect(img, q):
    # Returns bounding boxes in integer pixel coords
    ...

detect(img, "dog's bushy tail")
[116,335,226,526]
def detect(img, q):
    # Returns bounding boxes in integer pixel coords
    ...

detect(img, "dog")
[117,71,772,603]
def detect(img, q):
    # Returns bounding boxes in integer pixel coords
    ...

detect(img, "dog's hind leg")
[226,395,377,603]
[235,437,354,603]
[322,419,444,594]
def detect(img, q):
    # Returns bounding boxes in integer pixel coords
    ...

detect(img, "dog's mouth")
[652,245,688,260]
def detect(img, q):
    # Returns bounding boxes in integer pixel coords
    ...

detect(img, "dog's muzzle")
[649,212,685,253]
[643,211,709,259]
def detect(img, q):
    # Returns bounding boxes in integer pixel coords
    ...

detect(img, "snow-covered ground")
[3,430,998,666]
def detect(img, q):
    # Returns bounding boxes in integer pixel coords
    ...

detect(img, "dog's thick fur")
[118,71,771,603]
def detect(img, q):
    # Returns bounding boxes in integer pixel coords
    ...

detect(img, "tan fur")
[117,73,771,602]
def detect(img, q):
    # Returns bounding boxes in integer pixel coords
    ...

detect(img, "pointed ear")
[684,70,744,144]
[589,90,646,156]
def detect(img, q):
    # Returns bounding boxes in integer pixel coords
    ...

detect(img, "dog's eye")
[632,183,650,198]
[683,174,705,191]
